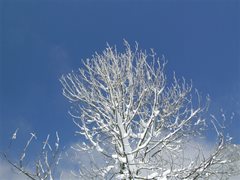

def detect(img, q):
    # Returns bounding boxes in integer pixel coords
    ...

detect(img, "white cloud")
[58,138,240,179]
[2,138,239,179]
[0,160,26,180]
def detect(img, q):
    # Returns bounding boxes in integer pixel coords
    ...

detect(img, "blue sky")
[0,0,239,152]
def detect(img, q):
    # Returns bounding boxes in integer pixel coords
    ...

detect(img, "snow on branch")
[3,130,61,180]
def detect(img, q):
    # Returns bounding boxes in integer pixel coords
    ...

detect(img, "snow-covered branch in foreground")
[60,41,240,179]
[2,130,61,180]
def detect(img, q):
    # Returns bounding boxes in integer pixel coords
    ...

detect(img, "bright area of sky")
[0,0,239,153]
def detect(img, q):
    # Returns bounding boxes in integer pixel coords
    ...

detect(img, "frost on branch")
[60,41,240,179]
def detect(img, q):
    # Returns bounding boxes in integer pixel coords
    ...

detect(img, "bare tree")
[59,41,240,179]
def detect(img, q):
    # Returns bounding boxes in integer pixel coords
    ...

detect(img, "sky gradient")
[0,0,240,152]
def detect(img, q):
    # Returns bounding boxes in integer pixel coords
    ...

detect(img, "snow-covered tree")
[59,41,240,179]
[2,41,239,180]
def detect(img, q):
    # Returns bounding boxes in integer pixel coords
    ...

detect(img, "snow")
[154,110,160,116]
[116,174,126,179]
[194,118,203,125]
[118,156,127,163]
[95,144,103,152]
[112,154,118,159]
[148,172,158,178]
[11,128,19,140]
[161,169,170,180]
[140,119,148,128]
[105,165,114,172]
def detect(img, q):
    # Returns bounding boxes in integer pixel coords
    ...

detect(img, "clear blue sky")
[0,0,239,150]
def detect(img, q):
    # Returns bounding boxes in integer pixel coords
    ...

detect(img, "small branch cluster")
[3,130,61,180]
